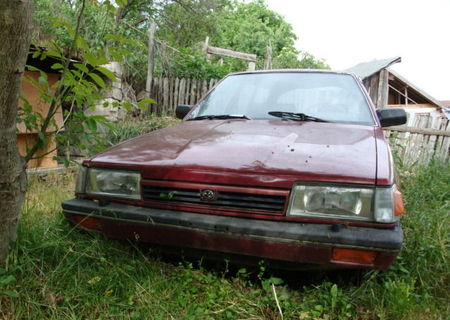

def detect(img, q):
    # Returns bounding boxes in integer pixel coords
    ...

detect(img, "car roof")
[228,69,355,77]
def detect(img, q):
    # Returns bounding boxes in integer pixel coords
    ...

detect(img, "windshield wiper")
[268,111,329,122]
[188,114,251,121]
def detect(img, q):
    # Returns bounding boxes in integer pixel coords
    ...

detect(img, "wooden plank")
[384,125,450,137]
[184,78,191,105]
[362,78,371,93]
[163,77,169,114]
[439,121,450,160]
[387,104,437,109]
[174,78,180,109]
[206,45,257,62]
[442,136,450,161]
[425,117,441,163]
[151,77,158,113]
[196,79,203,102]
[179,78,186,105]
[193,79,200,104]
[189,79,197,105]
[369,74,379,107]
[264,44,272,70]
[209,79,216,91]
[376,69,389,109]
[202,80,208,97]
[409,116,424,164]
[145,22,156,113]
[168,77,173,112]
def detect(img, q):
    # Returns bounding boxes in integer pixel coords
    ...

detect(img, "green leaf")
[38,76,48,85]
[75,36,90,51]
[0,275,16,285]
[115,0,127,7]
[52,21,72,30]
[122,102,133,111]
[84,52,99,67]
[88,73,106,88]
[62,157,70,168]
[26,65,40,72]
[74,63,89,74]
[330,283,338,298]
[110,51,124,63]
[95,67,116,82]
[45,50,62,59]
[102,122,115,130]
[268,277,283,285]
[51,63,64,70]
[136,99,156,110]
[2,290,19,298]
[37,132,49,148]
[138,98,156,104]
[86,118,98,132]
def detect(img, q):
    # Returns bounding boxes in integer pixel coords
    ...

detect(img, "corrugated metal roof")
[345,57,401,80]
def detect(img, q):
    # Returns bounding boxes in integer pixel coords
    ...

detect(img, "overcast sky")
[265,0,449,100]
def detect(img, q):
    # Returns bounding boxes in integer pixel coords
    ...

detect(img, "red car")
[63,70,407,269]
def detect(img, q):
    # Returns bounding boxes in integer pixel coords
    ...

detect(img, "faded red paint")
[68,70,404,270]
[85,120,379,187]
[65,213,396,269]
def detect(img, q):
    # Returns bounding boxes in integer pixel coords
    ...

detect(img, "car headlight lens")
[75,165,87,194]
[80,167,141,200]
[288,184,373,221]
[288,183,400,223]
[374,185,398,223]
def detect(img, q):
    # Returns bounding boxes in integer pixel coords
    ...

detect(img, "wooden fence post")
[264,44,272,70]
[146,21,156,113]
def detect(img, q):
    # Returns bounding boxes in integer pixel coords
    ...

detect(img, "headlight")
[77,167,141,200]
[374,185,400,223]
[75,165,87,194]
[288,183,400,223]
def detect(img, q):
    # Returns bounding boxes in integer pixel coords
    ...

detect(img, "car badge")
[200,189,217,202]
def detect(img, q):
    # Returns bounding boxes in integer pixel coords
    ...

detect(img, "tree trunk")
[0,0,33,265]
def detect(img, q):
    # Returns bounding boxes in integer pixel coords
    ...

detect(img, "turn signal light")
[332,248,377,265]
[394,190,405,216]
[70,215,103,232]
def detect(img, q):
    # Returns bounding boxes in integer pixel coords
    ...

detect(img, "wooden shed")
[18,50,63,168]
[346,57,446,125]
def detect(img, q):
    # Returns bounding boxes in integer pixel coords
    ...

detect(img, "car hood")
[87,120,377,188]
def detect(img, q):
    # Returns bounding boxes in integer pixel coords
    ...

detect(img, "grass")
[105,115,180,147]
[0,160,448,320]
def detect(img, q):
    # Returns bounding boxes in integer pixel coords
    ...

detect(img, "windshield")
[189,72,374,125]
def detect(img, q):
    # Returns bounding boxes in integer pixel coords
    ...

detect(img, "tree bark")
[0,0,33,265]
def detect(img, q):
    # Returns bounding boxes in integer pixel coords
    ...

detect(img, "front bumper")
[62,198,403,269]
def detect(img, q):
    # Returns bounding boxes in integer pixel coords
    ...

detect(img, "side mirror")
[175,105,192,119]
[376,108,407,127]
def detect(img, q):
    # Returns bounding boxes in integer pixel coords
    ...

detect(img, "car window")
[190,72,375,125]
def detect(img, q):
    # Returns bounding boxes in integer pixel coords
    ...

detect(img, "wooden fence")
[384,114,450,165]
[150,77,219,114]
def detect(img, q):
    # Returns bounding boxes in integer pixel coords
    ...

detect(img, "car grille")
[142,185,287,213]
